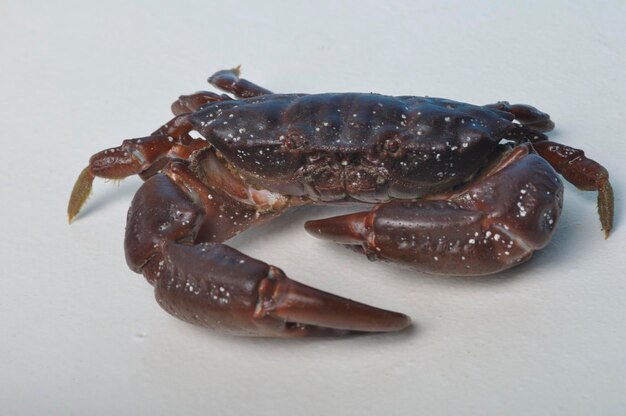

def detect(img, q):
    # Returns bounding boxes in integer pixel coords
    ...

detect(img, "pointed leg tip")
[208,66,241,84]
[67,206,80,224]
[598,178,614,240]
[542,119,556,132]
[67,166,94,223]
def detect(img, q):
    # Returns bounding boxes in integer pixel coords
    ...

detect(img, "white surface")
[2,1,625,415]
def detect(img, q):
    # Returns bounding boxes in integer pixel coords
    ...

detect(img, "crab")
[68,67,614,337]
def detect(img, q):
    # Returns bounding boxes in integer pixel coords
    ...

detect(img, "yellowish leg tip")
[232,64,242,77]
[67,166,94,224]
[596,178,614,240]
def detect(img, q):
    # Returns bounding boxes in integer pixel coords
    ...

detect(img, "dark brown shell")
[190,93,517,202]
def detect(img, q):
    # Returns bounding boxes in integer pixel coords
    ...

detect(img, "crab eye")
[282,130,308,150]
[384,137,402,155]
[385,139,399,152]
[283,137,297,149]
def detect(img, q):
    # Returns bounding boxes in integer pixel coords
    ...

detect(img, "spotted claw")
[123,172,410,337]
[306,147,565,276]
[149,242,411,337]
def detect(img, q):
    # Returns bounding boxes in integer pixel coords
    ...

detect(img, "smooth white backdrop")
[1,1,625,415]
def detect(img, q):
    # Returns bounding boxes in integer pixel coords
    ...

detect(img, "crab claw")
[127,173,410,337]
[305,149,565,276]
[148,242,411,337]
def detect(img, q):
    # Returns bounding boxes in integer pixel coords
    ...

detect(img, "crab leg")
[68,115,208,222]
[533,141,614,238]
[171,91,232,116]
[485,102,555,132]
[306,146,564,276]
[208,66,274,98]
[68,133,177,222]
[125,165,410,337]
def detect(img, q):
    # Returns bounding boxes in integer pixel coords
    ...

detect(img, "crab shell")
[189,93,519,202]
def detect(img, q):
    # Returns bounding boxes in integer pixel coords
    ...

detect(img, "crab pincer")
[123,171,409,337]
[306,146,565,276]
[152,242,410,336]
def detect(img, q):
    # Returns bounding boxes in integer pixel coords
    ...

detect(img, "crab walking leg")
[306,147,565,276]
[68,115,207,222]
[208,66,274,98]
[124,171,410,336]
[68,134,176,222]
[533,141,614,238]
[485,102,555,132]
[171,91,232,116]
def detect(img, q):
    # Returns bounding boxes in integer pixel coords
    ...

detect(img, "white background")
[2,1,625,415]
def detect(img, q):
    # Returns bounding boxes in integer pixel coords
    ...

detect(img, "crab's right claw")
[150,242,411,337]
